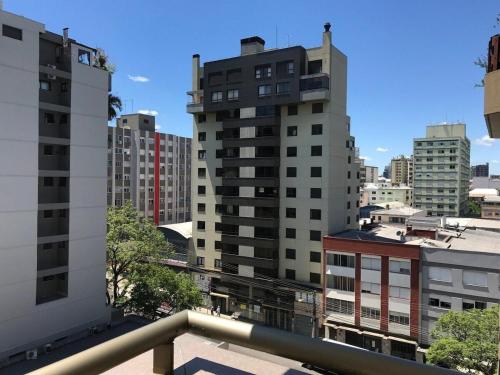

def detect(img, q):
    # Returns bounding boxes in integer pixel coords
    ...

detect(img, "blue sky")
[7,0,500,173]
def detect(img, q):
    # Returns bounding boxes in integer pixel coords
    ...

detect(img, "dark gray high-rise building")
[471,163,489,178]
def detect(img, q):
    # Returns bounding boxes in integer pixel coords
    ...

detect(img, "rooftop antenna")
[275,25,278,48]
[287,34,290,47]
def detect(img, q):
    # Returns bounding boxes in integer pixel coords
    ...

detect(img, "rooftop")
[469,188,499,197]
[157,221,192,239]
[370,207,423,217]
[483,195,500,202]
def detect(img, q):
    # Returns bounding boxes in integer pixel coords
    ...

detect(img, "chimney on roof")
[240,36,265,56]
[62,28,69,47]
[323,22,332,47]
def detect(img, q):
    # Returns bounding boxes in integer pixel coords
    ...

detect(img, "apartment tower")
[413,124,470,217]
[471,163,489,178]
[0,10,109,361]
[188,24,359,332]
[390,155,413,186]
[107,114,191,225]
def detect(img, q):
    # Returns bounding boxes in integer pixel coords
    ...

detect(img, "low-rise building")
[370,207,424,225]
[360,183,413,207]
[470,176,500,190]
[481,196,500,220]
[468,188,498,202]
[322,218,500,362]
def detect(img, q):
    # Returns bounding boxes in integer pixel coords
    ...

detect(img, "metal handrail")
[29,310,457,375]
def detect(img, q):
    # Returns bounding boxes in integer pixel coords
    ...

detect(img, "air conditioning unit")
[26,349,38,360]
[47,74,57,80]
[46,64,56,69]
[44,344,53,353]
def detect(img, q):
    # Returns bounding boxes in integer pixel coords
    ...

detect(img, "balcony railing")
[299,73,330,102]
[29,310,455,375]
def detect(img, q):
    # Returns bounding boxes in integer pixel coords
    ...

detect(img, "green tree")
[108,93,122,121]
[468,200,481,216]
[106,201,169,307]
[128,264,202,320]
[427,306,499,375]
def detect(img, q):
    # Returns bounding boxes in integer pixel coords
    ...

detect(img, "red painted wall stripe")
[154,132,160,225]
[380,256,389,332]
[354,253,361,326]
[410,259,420,338]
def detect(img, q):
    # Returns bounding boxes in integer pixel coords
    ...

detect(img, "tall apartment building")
[471,162,489,177]
[188,24,359,332]
[383,164,391,179]
[413,124,470,217]
[484,34,500,138]
[0,9,109,362]
[390,155,413,186]
[107,114,191,225]
[355,148,378,184]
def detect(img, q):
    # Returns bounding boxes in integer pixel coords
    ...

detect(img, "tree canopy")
[427,306,499,375]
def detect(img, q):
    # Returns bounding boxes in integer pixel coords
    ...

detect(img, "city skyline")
[6,0,500,173]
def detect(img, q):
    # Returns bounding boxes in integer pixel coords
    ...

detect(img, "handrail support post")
[153,340,174,374]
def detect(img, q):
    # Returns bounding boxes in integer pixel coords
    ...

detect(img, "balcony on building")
[37,209,69,238]
[37,241,69,271]
[39,110,70,141]
[39,74,71,108]
[38,176,69,207]
[38,143,70,172]
[36,271,68,305]
[484,34,500,138]
[186,89,204,113]
[299,73,330,102]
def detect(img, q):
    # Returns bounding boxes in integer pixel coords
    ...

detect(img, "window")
[44,113,55,124]
[463,300,487,310]
[276,82,290,94]
[286,228,296,239]
[214,259,222,269]
[197,203,206,213]
[287,126,297,136]
[196,256,205,266]
[197,239,205,248]
[286,248,296,259]
[326,253,355,268]
[255,65,271,79]
[286,188,296,198]
[198,132,206,142]
[286,167,297,177]
[429,297,451,309]
[310,230,321,241]
[326,298,354,315]
[310,251,321,263]
[428,267,452,283]
[215,222,223,232]
[389,260,410,275]
[288,105,298,116]
[285,269,296,280]
[197,185,206,195]
[361,282,380,295]
[78,49,91,65]
[310,188,321,199]
[287,62,295,75]
[258,84,272,97]
[312,103,323,113]
[361,257,381,271]
[310,209,321,220]
[311,124,323,135]
[286,207,296,218]
[463,271,487,287]
[40,80,51,91]
[361,307,380,320]
[216,131,224,140]
[211,91,223,103]
[287,147,297,157]
[311,145,322,156]
[198,168,206,178]
[198,150,206,160]
[327,275,354,291]
[310,273,321,284]
[43,210,53,218]
[227,89,239,101]
[60,82,68,93]
[2,24,22,40]
[389,311,409,326]
[389,286,410,300]
[198,114,206,123]
[311,167,322,177]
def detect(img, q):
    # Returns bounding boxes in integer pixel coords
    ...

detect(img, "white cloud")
[359,155,371,161]
[138,109,159,116]
[155,124,161,130]
[128,75,150,83]
[376,147,388,152]
[491,160,499,163]
[474,135,495,147]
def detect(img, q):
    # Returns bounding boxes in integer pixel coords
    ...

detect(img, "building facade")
[188,24,359,332]
[0,10,109,362]
[471,163,489,178]
[323,234,420,361]
[360,183,413,207]
[107,114,191,225]
[484,34,500,138]
[481,196,500,219]
[413,124,470,217]
[390,155,413,187]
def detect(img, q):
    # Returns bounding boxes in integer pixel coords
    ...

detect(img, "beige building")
[484,34,500,138]
[187,24,359,333]
[413,124,470,217]
[390,155,413,186]
[360,183,413,207]
[481,196,500,220]
[369,206,424,225]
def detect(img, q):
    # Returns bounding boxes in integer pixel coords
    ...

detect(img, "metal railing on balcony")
[29,310,456,375]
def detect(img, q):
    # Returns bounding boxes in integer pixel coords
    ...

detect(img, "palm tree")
[108,93,122,121]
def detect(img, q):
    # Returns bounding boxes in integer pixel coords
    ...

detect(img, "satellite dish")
[396,231,402,236]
